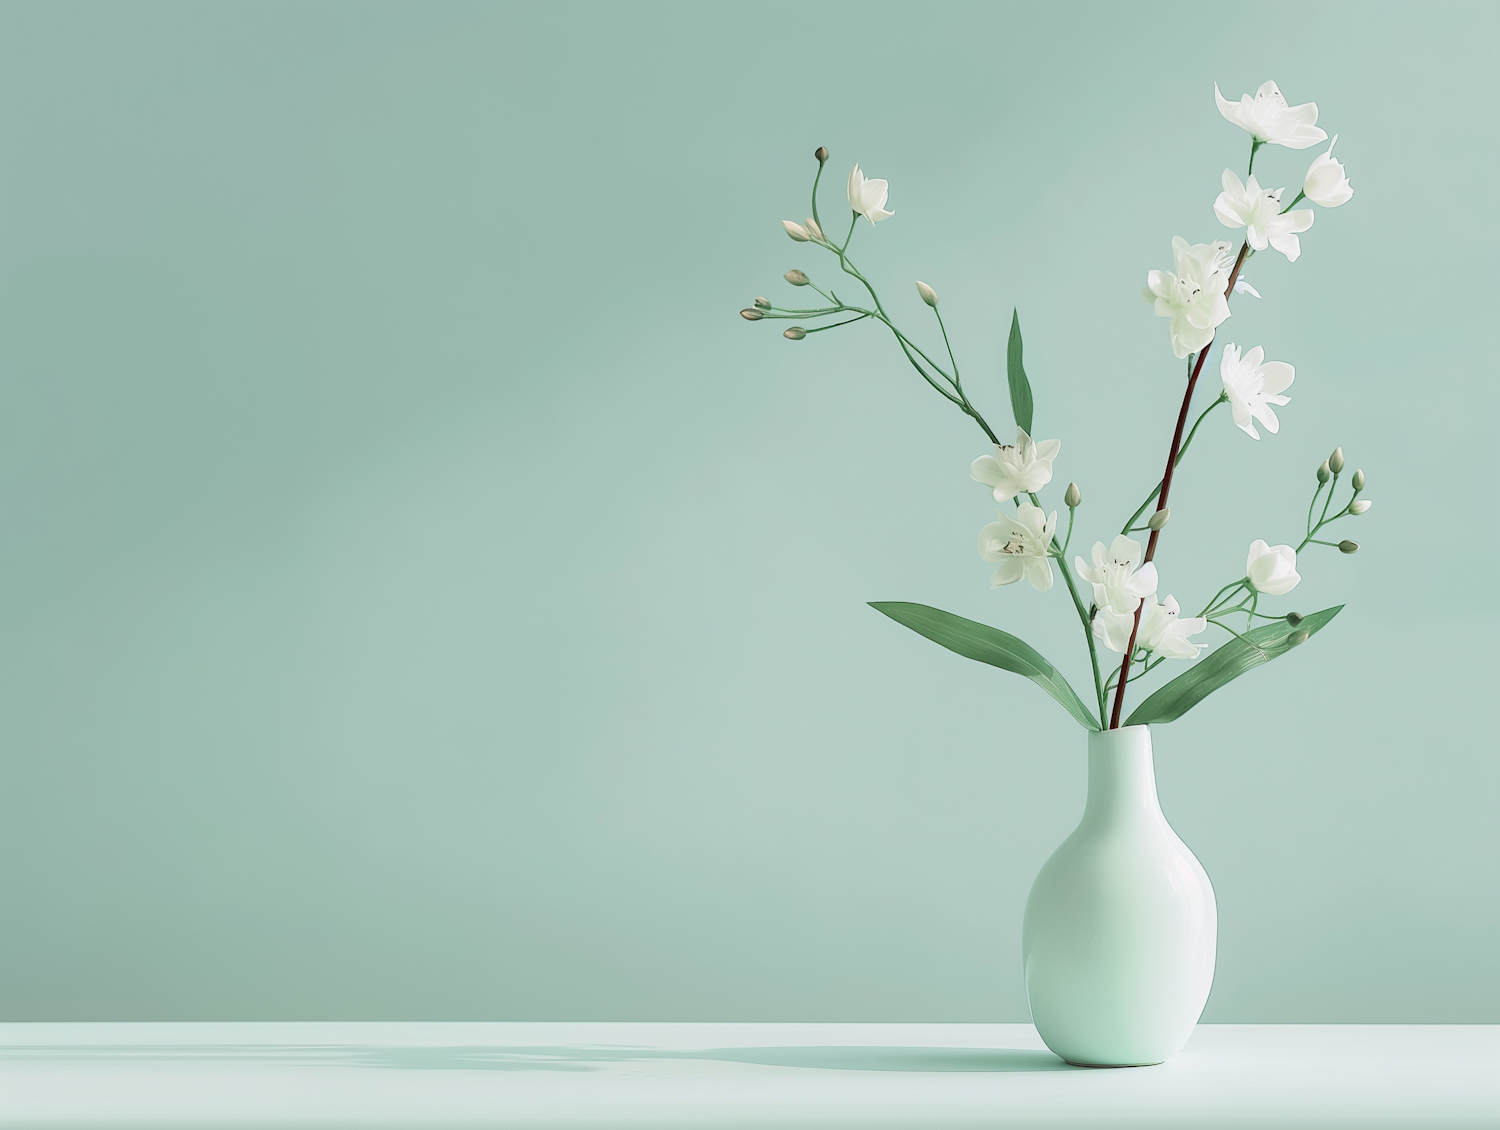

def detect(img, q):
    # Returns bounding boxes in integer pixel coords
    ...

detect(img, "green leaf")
[1125,605,1344,727]
[1006,309,1034,435]
[870,602,1100,731]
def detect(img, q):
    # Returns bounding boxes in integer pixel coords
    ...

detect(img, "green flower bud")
[1288,630,1310,647]
[1064,482,1082,508]
[1329,447,1345,473]
[916,280,939,307]
[784,269,810,286]
[740,308,764,321]
[1352,469,1366,491]
[1148,507,1171,531]
[1338,540,1360,554]
[1285,612,1304,627]
[783,326,807,340]
[754,297,770,309]
[1349,499,1372,515]
[815,146,828,164]
[1316,460,1331,483]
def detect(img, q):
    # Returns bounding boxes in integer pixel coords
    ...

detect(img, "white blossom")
[1137,594,1208,659]
[1214,81,1327,149]
[1246,540,1301,595]
[1146,237,1235,358]
[1214,170,1315,262]
[1076,536,1158,615]
[978,503,1056,592]
[847,164,894,225]
[1220,343,1295,439]
[970,428,1061,501]
[1076,536,1158,654]
[1303,136,1354,207]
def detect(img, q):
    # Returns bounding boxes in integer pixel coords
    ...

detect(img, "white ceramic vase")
[1022,724,1216,1067]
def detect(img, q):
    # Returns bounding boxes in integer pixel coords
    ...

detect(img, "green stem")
[934,307,962,392]
[1280,189,1306,213]
[810,159,826,236]
[1317,471,1340,531]
[831,238,1000,439]
[1306,479,1326,538]
[1248,138,1264,177]
[1121,394,1228,535]
[1034,489,1104,728]
[1199,578,1249,618]
[804,314,873,333]
[1207,617,1270,654]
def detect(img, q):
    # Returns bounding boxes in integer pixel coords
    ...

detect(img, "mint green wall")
[1,1,1494,1022]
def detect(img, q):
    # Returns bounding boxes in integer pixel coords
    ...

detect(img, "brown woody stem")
[1108,240,1251,729]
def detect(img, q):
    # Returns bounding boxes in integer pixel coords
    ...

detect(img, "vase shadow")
[1,1043,1075,1074]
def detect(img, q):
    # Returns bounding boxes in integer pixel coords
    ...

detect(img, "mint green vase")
[1022,724,1217,1066]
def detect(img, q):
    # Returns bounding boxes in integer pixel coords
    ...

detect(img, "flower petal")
[1260,361,1295,395]
[991,558,1024,587]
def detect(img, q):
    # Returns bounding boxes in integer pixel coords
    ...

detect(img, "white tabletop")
[2,1021,1495,1128]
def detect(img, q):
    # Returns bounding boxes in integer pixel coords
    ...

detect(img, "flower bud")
[1352,469,1365,491]
[740,308,764,321]
[1349,499,1372,514]
[1148,508,1171,531]
[783,327,806,340]
[1303,135,1353,208]
[815,146,828,164]
[1316,460,1331,483]
[1338,540,1360,554]
[1064,482,1082,508]
[804,217,825,243]
[781,220,810,242]
[1288,630,1310,647]
[915,280,938,307]
[754,297,770,309]
[784,269,810,286]
[1285,612,1304,627]
[1329,447,1345,473]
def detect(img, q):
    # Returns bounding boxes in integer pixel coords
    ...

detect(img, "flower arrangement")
[741,82,1367,732]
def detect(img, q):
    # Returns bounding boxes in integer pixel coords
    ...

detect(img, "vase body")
[1022,724,1216,1066]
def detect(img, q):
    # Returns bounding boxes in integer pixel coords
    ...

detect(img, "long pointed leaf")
[1006,310,1034,435]
[1126,605,1343,726]
[870,602,1100,731]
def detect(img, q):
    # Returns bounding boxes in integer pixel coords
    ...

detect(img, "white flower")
[1092,607,1137,654]
[1075,535,1159,616]
[1220,343,1294,439]
[1303,135,1354,207]
[1234,277,1261,298]
[847,164,894,225]
[978,503,1056,592]
[970,427,1061,501]
[1246,540,1301,595]
[1146,237,1235,358]
[1214,81,1327,149]
[1137,594,1208,660]
[782,220,811,242]
[1214,170,1315,262]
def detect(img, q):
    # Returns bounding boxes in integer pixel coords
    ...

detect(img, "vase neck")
[1083,725,1164,827]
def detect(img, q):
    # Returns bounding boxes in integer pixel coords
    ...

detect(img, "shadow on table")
[1,1043,1076,1074]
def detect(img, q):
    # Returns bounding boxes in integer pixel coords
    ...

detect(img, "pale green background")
[1,1,1494,1023]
